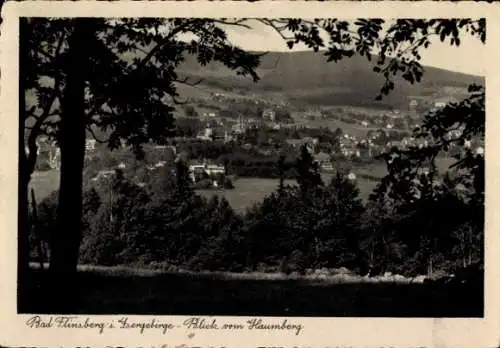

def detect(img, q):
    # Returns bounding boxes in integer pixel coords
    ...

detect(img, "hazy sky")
[218,20,487,76]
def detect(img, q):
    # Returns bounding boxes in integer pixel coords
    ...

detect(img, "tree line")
[31,137,483,277]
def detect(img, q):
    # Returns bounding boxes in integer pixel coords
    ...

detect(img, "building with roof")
[262,109,276,122]
[286,137,319,153]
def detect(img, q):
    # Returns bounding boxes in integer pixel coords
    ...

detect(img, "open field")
[29,170,379,213]
[29,156,453,213]
[23,266,483,316]
[199,176,378,213]
[29,171,61,203]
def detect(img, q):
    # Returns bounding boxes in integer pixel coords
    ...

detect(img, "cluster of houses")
[210,92,288,108]
[188,162,225,185]
[89,146,227,189]
[196,126,233,142]
[329,97,458,132]
[339,134,362,158]
[40,94,478,189]
[285,137,319,153]
[195,110,283,141]
[193,104,297,139]
[335,127,484,162]
[333,130,437,160]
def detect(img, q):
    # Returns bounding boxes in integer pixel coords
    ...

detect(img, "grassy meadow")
[24,265,483,316]
[29,155,457,213]
[29,169,380,213]
[199,175,379,213]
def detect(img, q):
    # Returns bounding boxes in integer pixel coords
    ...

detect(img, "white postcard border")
[1,2,499,347]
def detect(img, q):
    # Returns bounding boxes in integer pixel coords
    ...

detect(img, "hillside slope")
[178,51,484,109]
[25,50,484,113]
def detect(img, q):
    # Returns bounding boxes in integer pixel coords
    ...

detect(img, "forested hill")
[178,50,484,109]
[25,49,485,114]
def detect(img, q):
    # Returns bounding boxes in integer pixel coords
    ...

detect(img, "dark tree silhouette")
[295,144,323,195]
[20,18,262,289]
[274,18,485,275]
[277,154,286,194]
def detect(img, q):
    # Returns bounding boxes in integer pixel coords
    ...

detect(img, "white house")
[197,127,214,141]
[188,163,225,182]
[85,139,97,152]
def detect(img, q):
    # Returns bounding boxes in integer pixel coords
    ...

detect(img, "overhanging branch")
[174,76,204,86]
[86,125,109,143]
[25,30,66,175]
[86,19,201,120]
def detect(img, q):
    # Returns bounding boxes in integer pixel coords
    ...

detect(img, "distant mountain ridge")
[178,50,484,110]
[25,50,484,115]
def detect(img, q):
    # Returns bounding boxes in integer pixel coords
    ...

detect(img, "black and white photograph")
[14,14,487,318]
[2,3,495,339]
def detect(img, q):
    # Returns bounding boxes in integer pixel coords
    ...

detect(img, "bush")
[223,177,234,189]
[193,179,214,189]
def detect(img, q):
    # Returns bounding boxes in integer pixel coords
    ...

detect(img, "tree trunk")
[17,19,31,313]
[427,255,433,277]
[30,189,46,270]
[18,163,31,313]
[278,156,285,194]
[48,20,89,309]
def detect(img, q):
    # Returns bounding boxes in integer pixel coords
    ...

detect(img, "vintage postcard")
[0,1,499,347]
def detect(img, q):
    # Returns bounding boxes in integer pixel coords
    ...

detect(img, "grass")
[28,156,453,212]
[200,176,379,213]
[29,170,379,213]
[29,171,60,203]
[22,266,483,317]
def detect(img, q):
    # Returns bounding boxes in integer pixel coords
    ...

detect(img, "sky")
[217,20,487,76]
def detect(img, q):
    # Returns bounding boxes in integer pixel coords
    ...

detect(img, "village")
[30,92,484,191]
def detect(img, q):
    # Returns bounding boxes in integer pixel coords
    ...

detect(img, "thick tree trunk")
[48,20,89,309]
[30,189,45,270]
[18,162,31,312]
[427,255,433,277]
[18,19,31,313]
[278,156,285,194]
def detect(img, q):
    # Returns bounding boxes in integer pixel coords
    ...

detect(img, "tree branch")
[86,125,109,143]
[212,19,253,29]
[174,76,204,86]
[172,96,187,105]
[258,19,295,43]
[36,48,56,61]
[86,19,201,120]
[25,30,66,175]
[24,106,37,120]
